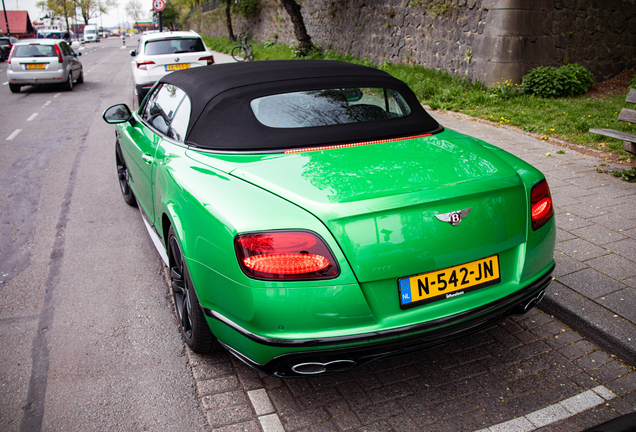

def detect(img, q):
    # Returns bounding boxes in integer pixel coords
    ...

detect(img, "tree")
[125,0,145,24]
[223,0,234,40]
[36,0,74,34]
[161,0,180,30]
[279,0,312,55]
[77,0,116,25]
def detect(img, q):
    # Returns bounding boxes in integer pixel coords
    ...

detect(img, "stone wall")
[189,0,636,85]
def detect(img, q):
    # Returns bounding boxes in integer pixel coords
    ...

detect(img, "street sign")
[153,0,165,12]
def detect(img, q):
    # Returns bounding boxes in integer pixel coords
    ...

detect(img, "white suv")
[131,30,214,105]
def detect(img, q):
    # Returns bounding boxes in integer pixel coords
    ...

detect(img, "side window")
[59,42,71,56]
[169,98,191,143]
[141,83,190,141]
[141,85,162,122]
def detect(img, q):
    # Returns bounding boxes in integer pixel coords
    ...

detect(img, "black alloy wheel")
[167,226,217,353]
[115,144,137,207]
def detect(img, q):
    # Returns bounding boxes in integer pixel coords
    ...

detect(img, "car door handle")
[142,154,153,164]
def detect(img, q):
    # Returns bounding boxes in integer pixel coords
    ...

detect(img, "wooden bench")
[590,89,636,155]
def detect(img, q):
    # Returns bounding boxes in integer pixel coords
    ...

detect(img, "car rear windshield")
[144,38,205,55]
[0,38,11,45]
[250,88,412,128]
[13,44,57,57]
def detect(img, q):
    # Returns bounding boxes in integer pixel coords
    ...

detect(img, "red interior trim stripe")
[284,133,434,154]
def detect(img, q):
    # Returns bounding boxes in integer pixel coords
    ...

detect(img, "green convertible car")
[103,60,555,377]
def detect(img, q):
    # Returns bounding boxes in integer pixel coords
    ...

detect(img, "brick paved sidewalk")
[188,309,636,431]
[432,112,636,367]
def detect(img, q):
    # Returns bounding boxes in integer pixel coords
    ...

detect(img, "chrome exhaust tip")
[291,359,357,375]
[516,289,546,314]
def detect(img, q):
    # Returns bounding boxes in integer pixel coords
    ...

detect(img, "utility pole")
[2,0,11,36]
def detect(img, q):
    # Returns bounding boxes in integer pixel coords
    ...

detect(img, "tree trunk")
[279,0,312,54]
[225,0,234,40]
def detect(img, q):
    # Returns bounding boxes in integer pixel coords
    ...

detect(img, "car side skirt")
[140,208,169,265]
[202,263,554,377]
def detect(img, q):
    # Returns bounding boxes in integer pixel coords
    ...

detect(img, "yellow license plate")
[165,63,190,71]
[26,64,46,69]
[399,255,500,309]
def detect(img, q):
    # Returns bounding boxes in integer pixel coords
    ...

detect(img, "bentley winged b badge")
[434,208,471,226]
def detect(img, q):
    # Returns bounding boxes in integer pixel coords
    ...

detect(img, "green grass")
[202,36,635,162]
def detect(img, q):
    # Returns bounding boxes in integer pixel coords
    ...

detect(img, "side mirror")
[103,104,135,125]
[130,49,136,56]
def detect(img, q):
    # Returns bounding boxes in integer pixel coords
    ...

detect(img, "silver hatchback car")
[7,39,83,93]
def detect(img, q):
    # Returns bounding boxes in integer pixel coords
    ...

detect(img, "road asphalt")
[430,110,636,368]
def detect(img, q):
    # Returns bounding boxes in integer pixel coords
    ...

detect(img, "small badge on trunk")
[434,208,471,226]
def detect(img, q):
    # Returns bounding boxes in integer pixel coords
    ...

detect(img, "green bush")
[233,0,259,18]
[520,64,595,98]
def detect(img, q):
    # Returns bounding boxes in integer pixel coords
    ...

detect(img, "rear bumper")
[203,263,554,377]
[8,68,67,85]
[135,82,155,102]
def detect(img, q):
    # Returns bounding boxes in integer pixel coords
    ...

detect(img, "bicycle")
[231,34,254,62]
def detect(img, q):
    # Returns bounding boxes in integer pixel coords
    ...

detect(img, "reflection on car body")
[102,60,556,377]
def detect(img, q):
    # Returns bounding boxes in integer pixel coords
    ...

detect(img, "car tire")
[232,45,247,62]
[115,144,137,207]
[64,72,73,91]
[76,69,84,84]
[9,83,20,93]
[167,226,218,354]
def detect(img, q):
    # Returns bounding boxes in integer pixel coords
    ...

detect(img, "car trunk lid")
[10,43,61,73]
[190,130,528,284]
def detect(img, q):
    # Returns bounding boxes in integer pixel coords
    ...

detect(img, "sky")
[2,0,148,28]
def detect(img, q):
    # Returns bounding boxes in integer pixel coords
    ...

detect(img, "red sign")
[153,0,165,12]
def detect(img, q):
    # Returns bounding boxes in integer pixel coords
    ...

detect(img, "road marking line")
[247,389,283,432]
[475,385,615,432]
[247,389,275,415]
[258,414,284,432]
[43,101,51,107]
[27,113,39,121]
[6,129,22,141]
[2,81,7,85]
[54,93,61,98]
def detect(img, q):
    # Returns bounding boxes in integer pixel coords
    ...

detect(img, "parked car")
[129,30,214,105]
[102,60,556,377]
[7,39,83,93]
[0,36,18,62]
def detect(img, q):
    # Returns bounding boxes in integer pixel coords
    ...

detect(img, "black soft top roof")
[159,60,440,152]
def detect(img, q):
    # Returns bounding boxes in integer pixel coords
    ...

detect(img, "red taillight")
[244,253,329,275]
[199,55,214,65]
[137,61,155,70]
[530,179,553,230]
[8,45,15,64]
[55,43,63,63]
[235,231,339,280]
